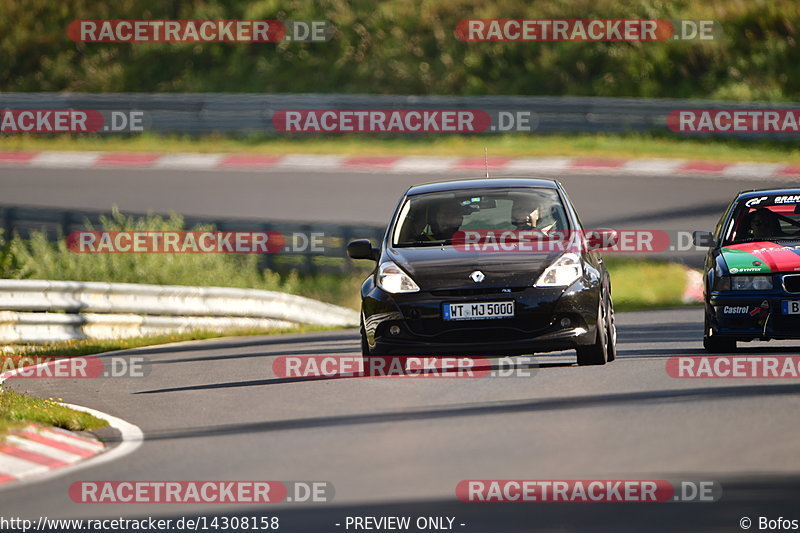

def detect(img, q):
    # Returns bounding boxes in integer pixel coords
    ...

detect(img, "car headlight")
[535,252,583,287]
[377,262,420,293]
[713,275,730,291]
[730,275,773,291]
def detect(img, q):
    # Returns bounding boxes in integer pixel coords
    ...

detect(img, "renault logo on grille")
[470,270,485,283]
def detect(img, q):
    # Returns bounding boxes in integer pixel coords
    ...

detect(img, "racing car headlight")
[713,275,730,291]
[377,262,420,293]
[535,252,583,287]
[730,275,773,291]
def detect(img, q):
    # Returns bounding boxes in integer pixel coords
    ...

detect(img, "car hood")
[386,247,564,290]
[720,241,800,274]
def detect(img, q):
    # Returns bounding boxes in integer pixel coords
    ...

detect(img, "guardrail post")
[301,224,316,275]
[261,221,275,272]
[341,225,353,273]
[3,207,15,236]
[61,210,72,237]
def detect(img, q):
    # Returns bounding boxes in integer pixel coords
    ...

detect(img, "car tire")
[606,292,617,362]
[360,318,374,376]
[359,322,396,375]
[576,294,612,366]
[703,334,737,353]
[360,325,370,357]
[703,313,737,353]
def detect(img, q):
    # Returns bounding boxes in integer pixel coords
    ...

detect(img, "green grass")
[1,210,690,314]
[0,325,340,439]
[1,211,363,440]
[606,257,692,311]
[4,0,800,100]
[0,388,108,436]
[2,132,800,163]
[0,209,369,311]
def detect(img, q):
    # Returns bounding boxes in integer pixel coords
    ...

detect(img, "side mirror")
[585,229,618,251]
[692,231,715,247]
[347,239,378,260]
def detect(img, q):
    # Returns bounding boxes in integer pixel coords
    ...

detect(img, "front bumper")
[362,279,600,355]
[708,291,800,341]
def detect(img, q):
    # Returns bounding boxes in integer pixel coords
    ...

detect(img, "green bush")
[4,209,283,288]
[0,210,366,309]
[0,216,693,312]
[1,0,798,100]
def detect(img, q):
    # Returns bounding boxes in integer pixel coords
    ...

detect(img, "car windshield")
[392,187,570,246]
[723,199,800,245]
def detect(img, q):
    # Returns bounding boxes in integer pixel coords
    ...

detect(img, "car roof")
[406,177,560,196]
[737,187,800,198]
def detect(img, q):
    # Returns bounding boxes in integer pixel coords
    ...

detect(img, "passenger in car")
[749,208,783,240]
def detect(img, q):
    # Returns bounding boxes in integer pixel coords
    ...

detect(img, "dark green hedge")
[2,0,798,100]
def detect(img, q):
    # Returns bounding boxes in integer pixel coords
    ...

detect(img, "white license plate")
[782,300,800,315]
[443,301,515,321]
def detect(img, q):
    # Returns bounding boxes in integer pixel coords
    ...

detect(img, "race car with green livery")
[694,188,800,352]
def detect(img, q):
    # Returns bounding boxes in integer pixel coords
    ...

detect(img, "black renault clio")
[347,178,617,366]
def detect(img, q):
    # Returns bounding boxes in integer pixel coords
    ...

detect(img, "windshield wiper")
[395,240,451,247]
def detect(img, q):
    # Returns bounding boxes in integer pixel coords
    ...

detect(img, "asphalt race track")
[1,165,793,267]
[0,166,790,226]
[2,167,799,531]
[3,308,800,532]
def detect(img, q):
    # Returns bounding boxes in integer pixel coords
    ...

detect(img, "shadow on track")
[616,321,701,344]
[131,330,358,357]
[132,382,800,442]
[134,359,573,393]
[147,345,359,366]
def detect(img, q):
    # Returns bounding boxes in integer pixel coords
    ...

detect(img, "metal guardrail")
[0,204,385,275]
[1,92,797,138]
[0,312,295,344]
[0,279,359,343]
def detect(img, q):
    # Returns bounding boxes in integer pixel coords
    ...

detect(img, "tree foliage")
[1,0,798,100]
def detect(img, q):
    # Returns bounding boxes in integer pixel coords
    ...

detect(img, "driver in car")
[748,207,781,240]
[510,195,560,233]
[511,197,541,230]
[427,202,464,241]
[400,201,465,243]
